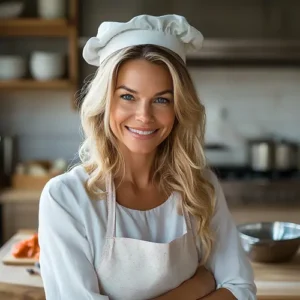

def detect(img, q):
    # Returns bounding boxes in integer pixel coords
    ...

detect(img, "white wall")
[0,91,81,165]
[1,67,300,167]
[189,66,300,165]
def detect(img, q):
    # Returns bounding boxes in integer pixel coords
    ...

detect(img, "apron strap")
[106,173,116,238]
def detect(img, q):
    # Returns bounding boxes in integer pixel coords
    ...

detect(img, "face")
[110,59,175,155]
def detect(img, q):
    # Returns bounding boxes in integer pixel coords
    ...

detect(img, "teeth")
[128,127,156,135]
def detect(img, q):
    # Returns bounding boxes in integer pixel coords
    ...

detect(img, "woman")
[38,15,257,299]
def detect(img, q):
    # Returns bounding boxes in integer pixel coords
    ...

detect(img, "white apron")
[97,175,199,300]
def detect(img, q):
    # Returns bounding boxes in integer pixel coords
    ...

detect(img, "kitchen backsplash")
[189,66,300,165]
[0,67,300,166]
[0,91,81,165]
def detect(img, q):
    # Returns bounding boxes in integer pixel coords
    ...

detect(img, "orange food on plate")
[12,233,40,260]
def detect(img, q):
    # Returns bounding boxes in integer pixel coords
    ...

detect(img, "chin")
[125,144,158,155]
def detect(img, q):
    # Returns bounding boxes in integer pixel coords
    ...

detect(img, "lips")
[125,126,158,136]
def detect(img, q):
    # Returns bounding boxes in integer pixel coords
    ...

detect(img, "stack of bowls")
[0,55,26,80]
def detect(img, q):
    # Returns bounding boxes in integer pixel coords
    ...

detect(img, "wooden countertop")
[0,189,41,204]
[0,283,44,300]
[252,250,300,300]
[1,229,300,300]
[230,205,300,225]
[0,230,44,300]
[231,206,300,300]
[0,190,300,299]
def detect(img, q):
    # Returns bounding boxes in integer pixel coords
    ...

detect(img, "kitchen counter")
[230,205,300,225]
[0,189,42,243]
[0,230,44,300]
[1,228,300,300]
[0,283,44,300]
[251,250,300,300]
[0,190,300,299]
[0,189,41,204]
[231,205,300,300]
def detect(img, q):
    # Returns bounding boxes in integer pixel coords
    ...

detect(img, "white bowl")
[29,51,65,81]
[37,0,66,19]
[0,55,26,80]
[0,2,24,19]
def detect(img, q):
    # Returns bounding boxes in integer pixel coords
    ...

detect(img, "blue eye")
[154,97,170,104]
[121,94,134,101]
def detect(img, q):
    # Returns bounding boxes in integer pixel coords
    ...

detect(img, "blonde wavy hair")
[79,45,216,264]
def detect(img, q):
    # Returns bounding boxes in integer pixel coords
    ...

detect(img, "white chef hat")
[82,14,204,66]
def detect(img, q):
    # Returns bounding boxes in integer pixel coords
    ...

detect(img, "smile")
[126,126,158,136]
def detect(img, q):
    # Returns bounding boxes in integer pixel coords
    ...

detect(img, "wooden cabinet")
[0,0,79,109]
[261,0,300,39]
[170,0,300,40]
[0,19,70,36]
[171,0,264,38]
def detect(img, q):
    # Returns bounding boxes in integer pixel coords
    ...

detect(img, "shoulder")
[42,164,88,197]
[202,168,228,215]
[202,168,221,191]
[53,164,89,187]
[39,165,98,219]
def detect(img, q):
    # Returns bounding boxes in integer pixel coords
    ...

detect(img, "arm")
[201,171,257,300]
[38,179,109,300]
[199,288,236,299]
[153,266,216,300]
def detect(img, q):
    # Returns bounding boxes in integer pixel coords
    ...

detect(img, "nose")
[135,101,154,124]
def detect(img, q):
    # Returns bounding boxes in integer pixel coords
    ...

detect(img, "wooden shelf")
[0,0,79,108]
[0,18,71,37]
[0,79,73,90]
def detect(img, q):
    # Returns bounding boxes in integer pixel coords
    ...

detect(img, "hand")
[190,265,216,299]
[152,265,216,300]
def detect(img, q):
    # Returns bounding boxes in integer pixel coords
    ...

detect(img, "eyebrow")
[116,85,173,96]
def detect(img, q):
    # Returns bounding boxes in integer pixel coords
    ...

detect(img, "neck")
[116,145,156,188]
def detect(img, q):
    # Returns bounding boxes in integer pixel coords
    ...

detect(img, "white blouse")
[38,165,257,300]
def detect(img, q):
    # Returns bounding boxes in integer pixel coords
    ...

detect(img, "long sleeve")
[38,178,109,300]
[205,172,257,300]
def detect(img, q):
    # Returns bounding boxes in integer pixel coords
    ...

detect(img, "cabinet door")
[80,0,300,40]
[261,0,300,38]
[279,0,300,38]
[2,203,38,243]
[171,0,264,38]
[171,0,300,39]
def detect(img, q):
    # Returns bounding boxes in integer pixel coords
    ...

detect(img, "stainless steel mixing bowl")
[237,222,300,263]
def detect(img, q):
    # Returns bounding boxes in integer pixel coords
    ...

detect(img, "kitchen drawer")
[2,203,39,243]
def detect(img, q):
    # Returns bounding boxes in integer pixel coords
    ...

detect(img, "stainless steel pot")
[249,139,273,171]
[275,141,299,171]
[248,138,299,172]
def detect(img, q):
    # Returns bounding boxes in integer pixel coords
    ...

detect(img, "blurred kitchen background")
[1,0,300,243]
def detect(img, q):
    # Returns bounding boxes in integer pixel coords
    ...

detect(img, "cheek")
[109,105,121,136]
[110,103,131,126]
[157,109,175,128]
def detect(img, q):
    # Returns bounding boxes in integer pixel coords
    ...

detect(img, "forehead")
[115,59,173,91]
